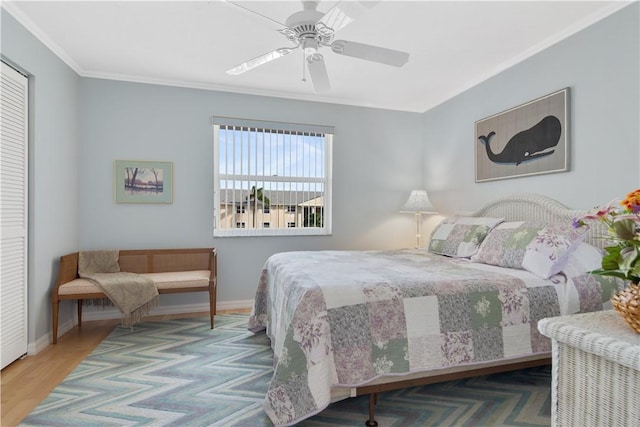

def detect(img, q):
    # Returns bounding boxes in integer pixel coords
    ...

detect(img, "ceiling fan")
[225,0,410,92]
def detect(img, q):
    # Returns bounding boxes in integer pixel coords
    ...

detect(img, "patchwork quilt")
[248,249,618,426]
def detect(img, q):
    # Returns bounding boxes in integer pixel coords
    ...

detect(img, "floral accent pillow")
[428,216,504,258]
[471,221,588,279]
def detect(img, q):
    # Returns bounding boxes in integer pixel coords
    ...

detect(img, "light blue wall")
[422,3,640,213]
[78,79,424,305]
[1,10,81,345]
[3,2,638,347]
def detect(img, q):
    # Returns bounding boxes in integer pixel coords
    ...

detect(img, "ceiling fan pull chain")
[301,50,307,83]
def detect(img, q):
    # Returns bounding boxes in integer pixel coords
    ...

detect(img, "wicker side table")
[538,310,640,427]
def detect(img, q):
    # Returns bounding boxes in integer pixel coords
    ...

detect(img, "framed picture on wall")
[114,160,173,203]
[474,88,569,182]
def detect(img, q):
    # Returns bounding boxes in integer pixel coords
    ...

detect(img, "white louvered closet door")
[1,62,28,369]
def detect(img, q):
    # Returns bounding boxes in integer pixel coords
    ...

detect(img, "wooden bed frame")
[346,193,606,426]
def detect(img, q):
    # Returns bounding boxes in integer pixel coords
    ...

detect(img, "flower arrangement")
[574,189,640,284]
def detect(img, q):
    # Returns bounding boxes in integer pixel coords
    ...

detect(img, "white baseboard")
[28,318,75,355]
[79,299,254,322]
[217,299,254,312]
[27,300,254,355]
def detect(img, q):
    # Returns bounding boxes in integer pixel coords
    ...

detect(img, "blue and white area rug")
[21,314,551,426]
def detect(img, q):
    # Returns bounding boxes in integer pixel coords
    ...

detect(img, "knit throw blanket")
[78,250,159,327]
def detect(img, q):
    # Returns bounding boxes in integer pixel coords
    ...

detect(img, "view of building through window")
[213,119,332,236]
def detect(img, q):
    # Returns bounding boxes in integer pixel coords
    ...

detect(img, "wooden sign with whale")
[475,88,569,182]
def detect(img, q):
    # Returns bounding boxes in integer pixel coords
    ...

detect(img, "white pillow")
[560,242,603,278]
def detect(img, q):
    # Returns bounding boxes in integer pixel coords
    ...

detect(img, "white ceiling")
[3,1,631,112]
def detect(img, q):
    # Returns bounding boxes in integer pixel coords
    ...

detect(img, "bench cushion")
[142,271,210,289]
[58,270,210,295]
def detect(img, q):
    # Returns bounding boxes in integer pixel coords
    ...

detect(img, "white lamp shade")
[401,190,436,213]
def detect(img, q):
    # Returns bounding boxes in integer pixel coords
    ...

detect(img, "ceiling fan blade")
[331,40,409,67]
[317,1,379,34]
[226,47,294,75]
[306,54,330,92]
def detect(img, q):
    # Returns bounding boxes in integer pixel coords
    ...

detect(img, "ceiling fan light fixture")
[303,38,318,55]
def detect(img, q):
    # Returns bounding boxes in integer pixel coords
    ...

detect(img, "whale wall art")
[475,88,568,182]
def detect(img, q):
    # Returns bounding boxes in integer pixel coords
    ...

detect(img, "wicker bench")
[52,248,217,344]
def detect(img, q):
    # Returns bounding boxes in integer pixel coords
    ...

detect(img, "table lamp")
[401,190,437,248]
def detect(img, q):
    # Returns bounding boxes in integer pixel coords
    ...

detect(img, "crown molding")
[80,69,422,112]
[3,1,634,114]
[422,1,636,112]
[2,2,85,75]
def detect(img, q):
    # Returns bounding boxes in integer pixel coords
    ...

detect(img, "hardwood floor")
[0,310,249,427]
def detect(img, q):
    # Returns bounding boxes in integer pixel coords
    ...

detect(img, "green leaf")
[612,219,637,240]
[590,268,628,280]
[619,246,638,272]
[600,246,622,271]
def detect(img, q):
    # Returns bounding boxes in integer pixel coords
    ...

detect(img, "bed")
[248,193,619,426]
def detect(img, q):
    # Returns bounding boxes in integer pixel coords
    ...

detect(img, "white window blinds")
[212,117,333,237]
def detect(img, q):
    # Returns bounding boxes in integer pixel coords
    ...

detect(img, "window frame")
[212,117,333,237]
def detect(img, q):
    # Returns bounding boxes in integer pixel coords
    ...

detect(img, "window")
[213,117,333,237]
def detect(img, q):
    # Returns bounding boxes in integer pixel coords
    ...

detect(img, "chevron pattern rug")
[21,314,551,426]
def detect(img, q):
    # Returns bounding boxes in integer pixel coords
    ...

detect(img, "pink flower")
[574,190,640,284]
[573,200,617,228]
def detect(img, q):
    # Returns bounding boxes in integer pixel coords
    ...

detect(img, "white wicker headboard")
[468,193,606,249]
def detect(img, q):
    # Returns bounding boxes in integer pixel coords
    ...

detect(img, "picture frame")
[114,160,173,203]
[474,88,569,182]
